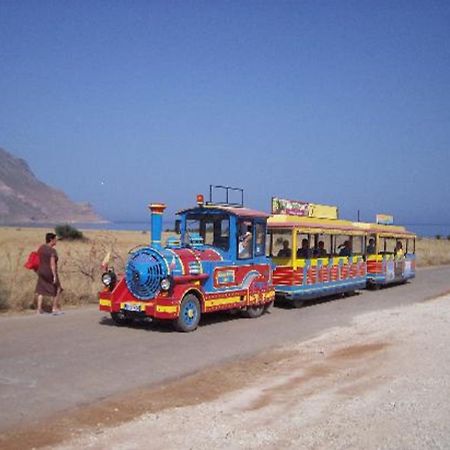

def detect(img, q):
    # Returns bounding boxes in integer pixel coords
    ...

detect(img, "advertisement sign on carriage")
[376,214,394,225]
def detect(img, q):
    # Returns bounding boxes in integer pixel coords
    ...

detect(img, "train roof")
[177,204,269,219]
[354,221,416,238]
[268,214,416,238]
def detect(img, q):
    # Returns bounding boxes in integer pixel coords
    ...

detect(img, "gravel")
[53,294,450,450]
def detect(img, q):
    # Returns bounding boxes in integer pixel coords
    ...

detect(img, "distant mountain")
[0,147,104,224]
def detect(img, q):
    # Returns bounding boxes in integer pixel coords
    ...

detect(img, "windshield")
[186,214,230,250]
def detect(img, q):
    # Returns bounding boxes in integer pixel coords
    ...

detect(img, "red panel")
[307,267,316,285]
[110,278,141,305]
[273,267,300,286]
[367,261,383,274]
[331,266,339,281]
[196,248,223,262]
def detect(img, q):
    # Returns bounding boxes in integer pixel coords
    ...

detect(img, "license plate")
[122,303,141,312]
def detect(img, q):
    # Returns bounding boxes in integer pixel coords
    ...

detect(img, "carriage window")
[379,238,394,255]
[268,230,292,258]
[406,238,415,254]
[296,232,311,259]
[238,220,253,259]
[352,236,364,255]
[334,235,352,257]
[311,234,331,258]
[255,222,266,257]
[394,238,406,257]
[203,222,214,245]
[366,234,377,255]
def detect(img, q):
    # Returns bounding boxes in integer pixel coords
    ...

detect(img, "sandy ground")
[45,293,450,450]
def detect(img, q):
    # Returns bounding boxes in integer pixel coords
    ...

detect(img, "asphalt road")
[0,266,449,433]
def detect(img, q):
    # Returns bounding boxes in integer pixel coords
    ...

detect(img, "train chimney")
[148,203,166,249]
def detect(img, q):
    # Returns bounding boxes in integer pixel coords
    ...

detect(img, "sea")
[7,221,450,238]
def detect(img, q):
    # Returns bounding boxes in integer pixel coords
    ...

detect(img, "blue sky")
[1,0,449,225]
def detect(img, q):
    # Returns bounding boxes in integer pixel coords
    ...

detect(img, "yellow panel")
[334,256,349,263]
[156,305,178,313]
[293,258,306,268]
[205,296,241,308]
[309,203,338,219]
[272,256,291,265]
[99,299,111,307]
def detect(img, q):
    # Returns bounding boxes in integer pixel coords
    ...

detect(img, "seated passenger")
[238,229,252,258]
[297,238,311,259]
[367,238,376,255]
[394,240,404,259]
[338,240,352,257]
[277,240,292,257]
[313,240,327,257]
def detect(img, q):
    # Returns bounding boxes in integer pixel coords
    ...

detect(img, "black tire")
[111,312,133,326]
[242,303,265,318]
[174,294,201,332]
[263,301,274,312]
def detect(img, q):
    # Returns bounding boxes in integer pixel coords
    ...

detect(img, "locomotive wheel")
[111,312,133,326]
[242,303,265,318]
[174,294,201,332]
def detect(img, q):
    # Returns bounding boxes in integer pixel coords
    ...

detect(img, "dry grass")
[0,227,174,312]
[0,227,449,312]
[415,237,450,267]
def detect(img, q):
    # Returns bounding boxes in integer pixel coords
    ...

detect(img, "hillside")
[0,147,104,224]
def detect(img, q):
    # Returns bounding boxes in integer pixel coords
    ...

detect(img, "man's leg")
[52,290,62,313]
[36,294,43,313]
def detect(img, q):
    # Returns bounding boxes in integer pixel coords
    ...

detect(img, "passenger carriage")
[268,198,367,307]
[363,215,416,288]
[99,187,274,332]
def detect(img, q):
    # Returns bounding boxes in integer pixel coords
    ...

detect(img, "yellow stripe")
[273,256,291,265]
[316,257,329,266]
[156,305,178,313]
[205,296,241,308]
[99,299,111,307]
[293,259,306,268]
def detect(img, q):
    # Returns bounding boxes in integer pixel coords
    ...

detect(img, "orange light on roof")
[196,194,204,205]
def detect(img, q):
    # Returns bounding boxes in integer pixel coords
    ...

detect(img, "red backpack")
[24,250,40,271]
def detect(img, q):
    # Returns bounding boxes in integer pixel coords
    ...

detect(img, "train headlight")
[102,271,116,288]
[160,277,171,291]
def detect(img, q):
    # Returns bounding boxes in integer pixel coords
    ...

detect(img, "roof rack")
[207,185,244,207]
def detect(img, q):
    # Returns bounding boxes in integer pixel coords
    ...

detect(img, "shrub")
[55,224,84,241]
[447,235,450,241]
[435,234,441,240]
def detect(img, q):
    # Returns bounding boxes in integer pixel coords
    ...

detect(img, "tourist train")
[99,186,416,331]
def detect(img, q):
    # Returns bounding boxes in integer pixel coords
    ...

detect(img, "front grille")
[125,247,168,300]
